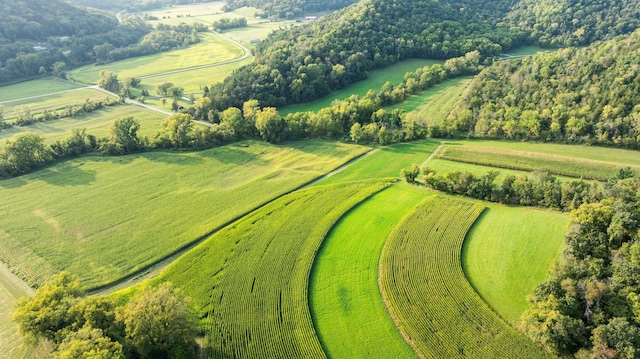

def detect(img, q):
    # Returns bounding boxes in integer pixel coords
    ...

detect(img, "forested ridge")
[222,0,358,18]
[438,29,640,148]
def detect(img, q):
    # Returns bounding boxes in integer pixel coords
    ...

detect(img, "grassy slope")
[393,76,472,114]
[319,140,439,185]
[310,184,428,358]
[69,32,244,84]
[280,59,443,115]
[154,181,388,358]
[0,140,368,288]
[0,105,166,145]
[0,79,82,102]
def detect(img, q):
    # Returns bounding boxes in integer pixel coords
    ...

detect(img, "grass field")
[0,140,368,289]
[280,59,443,115]
[0,265,36,359]
[437,144,640,181]
[1,88,116,122]
[310,184,429,358]
[69,32,244,84]
[462,204,568,323]
[499,46,547,59]
[401,76,472,119]
[379,196,549,358]
[0,105,166,146]
[318,140,439,185]
[154,180,388,358]
[0,79,83,103]
[425,158,559,183]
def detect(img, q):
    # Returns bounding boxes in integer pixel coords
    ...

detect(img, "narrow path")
[419,141,445,168]
[304,149,378,187]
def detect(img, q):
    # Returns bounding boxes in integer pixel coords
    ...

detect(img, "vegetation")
[462,204,568,322]
[222,0,357,18]
[380,196,547,358]
[0,140,368,288]
[309,184,427,358]
[154,180,388,358]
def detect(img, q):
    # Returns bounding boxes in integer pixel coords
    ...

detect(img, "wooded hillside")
[223,0,358,17]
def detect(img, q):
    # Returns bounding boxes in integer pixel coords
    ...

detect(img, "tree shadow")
[38,162,97,187]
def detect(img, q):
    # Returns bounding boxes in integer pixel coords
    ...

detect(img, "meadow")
[0,105,166,145]
[279,59,443,115]
[0,265,37,359]
[69,32,244,84]
[400,77,472,118]
[0,78,82,102]
[0,140,368,289]
[153,180,389,358]
[309,184,428,358]
[437,144,640,181]
[379,196,548,358]
[462,204,568,323]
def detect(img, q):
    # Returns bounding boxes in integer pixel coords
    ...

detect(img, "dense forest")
[69,0,209,12]
[222,0,358,18]
[438,29,640,148]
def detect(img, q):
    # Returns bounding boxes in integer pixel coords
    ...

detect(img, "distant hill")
[222,0,358,18]
[68,0,211,13]
[440,29,640,148]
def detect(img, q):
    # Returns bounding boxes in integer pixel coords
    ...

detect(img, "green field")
[0,140,368,289]
[437,144,639,181]
[401,76,472,119]
[280,59,443,115]
[318,140,439,185]
[0,79,83,103]
[499,45,547,59]
[154,180,388,358]
[379,196,548,358]
[462,204,568,323]
[310,184,428,358]
[1,88,116,122]
[425,158,561,183]
[69,32,244,84]
[0,265,36,359]
[0,105,166,146]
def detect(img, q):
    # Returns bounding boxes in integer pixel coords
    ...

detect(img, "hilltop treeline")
[437,29,640,148]
[69,0,209,12]
[222,0,357,18]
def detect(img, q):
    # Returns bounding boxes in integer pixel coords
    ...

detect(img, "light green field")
[402,76,472,119]
[0,79,82,102]
[499,45,547,59]
[318,140,439,185]
[462,204,568,323]
[280,59,443,115]
[380,196,548,358]
[0,105,166,146]
[0,266,35,359]
[0,140,368,289]
[153,180,388,358]
[2,89,116,122]
[310,184,428,358]
[69,32,244,84]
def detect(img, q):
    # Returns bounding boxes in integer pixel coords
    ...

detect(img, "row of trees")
[13,272,198,358]
[222,0,357,18]
[212,18,247,31]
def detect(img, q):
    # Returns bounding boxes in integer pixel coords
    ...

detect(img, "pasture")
[310,184,429,358]
[0,105,166,146]
[437,144,640,181]
[0,264,36,359]
[0,140,368,289]
[400,76,472,118]
[153,180,389,358]
[462,204,568,323]
[0,78,82,103]
[69,32,244,84]
[379,196,548,358]
[318,140,439,185]
[279,59,443,115]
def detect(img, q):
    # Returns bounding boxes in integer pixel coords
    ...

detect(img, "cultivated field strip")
[438,145,635,181]
[159,181,389,358]
[379,196,549,358]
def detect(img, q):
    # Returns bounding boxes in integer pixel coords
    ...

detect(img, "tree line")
[13,272,198,358]
[222,0,357,18]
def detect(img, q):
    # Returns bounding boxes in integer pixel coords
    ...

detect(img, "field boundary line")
[0,261,33,298]
[304,148,379,187]
[419,141,445,168]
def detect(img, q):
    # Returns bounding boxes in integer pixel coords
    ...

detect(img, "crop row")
[437,145,634,181]
[158,180,389,358]
[379,196,549,358]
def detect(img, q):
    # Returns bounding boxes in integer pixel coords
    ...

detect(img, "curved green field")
[309,184,430,358]
[462,205,568,323]
[156,181,389,358]
[379,196,549,358]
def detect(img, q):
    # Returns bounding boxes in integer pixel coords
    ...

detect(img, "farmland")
[0,79,83,103]
[462,205,568,323]
[393,76,472,114]
[153,180,389,358]
[309,184,428,358]
[379,196,548,358]
[0,140,368,289]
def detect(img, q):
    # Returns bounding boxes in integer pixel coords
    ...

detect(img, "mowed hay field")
[0,78,83,102]
[69,32,244,84]
[0,140,369,289]
[392,76,472,114]
[462,204,568,323]
[310,184,429,358]
[279,59,443,115]
[0,265,38,359]
[379,196,548,358]
[153,180,389,358]
[0,105,166,146]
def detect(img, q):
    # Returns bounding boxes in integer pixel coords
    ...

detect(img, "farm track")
[419,141,444,168]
